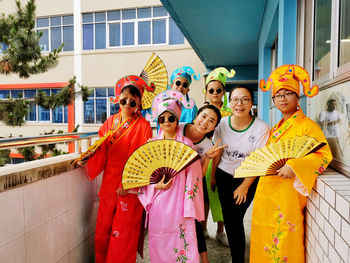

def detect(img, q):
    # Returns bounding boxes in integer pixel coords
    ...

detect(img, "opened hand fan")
[140,53,168,109]
[234,135,326,178]
[122,139,200,189]
[71,129,114,166]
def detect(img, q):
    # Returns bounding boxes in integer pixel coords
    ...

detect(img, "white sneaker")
[216,232,229,247]
[203,230,209,238]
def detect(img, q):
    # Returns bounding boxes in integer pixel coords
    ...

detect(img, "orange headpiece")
[259,65,319,98]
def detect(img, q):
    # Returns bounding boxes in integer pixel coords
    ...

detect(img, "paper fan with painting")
[140,53,168,109]
[122,139,200,189]
[234,135,327,178]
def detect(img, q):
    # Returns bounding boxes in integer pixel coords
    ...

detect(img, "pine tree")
[0,0,62,77]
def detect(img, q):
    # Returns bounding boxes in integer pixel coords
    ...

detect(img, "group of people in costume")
[75,57,332,263]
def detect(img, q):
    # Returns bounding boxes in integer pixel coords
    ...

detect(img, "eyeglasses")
[272,92,295,101]
[175,80,189,89]
[158,115,177,124]
[119,98,137,108]
[230,97,251,105]
[208,88,222,94]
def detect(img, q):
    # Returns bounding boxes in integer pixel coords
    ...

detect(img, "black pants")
[215,167,258,263]
[195,219,207,253]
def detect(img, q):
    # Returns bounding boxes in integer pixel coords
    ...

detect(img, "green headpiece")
[205,67,236,86]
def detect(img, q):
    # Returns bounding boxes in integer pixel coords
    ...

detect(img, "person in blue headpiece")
[170,66,201,123]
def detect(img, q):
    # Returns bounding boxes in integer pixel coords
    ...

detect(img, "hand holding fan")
[234,135,326,178]
[122,139,200,189]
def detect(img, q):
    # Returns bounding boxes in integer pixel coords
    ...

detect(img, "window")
[83,6,184,50]
[36,15,74,52]
[0,89,68,123]
[313,0,350,81]
[313,0,331,79]
[84,88,119,124]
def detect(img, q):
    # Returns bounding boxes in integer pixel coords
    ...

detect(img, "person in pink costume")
[139,91,205,262]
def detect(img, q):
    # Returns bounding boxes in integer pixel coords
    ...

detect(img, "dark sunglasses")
[175,80,189,89]
[158,115,177,124]
[208,88,222,94]
[119,98,137,108]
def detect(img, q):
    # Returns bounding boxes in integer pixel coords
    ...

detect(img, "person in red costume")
[84,75,153,263]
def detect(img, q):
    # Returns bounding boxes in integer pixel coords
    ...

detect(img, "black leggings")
[215,167,258,263]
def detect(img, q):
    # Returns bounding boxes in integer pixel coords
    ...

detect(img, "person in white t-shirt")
[212,85,270,263]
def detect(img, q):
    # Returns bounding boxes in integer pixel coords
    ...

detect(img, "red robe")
[85,112,152,263]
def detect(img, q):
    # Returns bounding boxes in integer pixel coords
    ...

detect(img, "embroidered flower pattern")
[184,177,199,200]
[264,207,292,263]
[314,158,328,176]
[174,223,189,262]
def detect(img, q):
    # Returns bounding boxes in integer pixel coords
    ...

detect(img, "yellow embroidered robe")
[250,110,332,263]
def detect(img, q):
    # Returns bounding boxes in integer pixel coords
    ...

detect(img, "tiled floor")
[136,203,253,263]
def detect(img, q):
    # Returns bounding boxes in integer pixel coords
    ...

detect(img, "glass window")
[0,90,10,98]
[50,17,61,26]
[122,22,134,45]
[107,11,120,21]
[38,29,49,51]
[11,90,23,98]
[110,103,118,115]
[52,89,63,123]
[138,8,151,18]
[108,87,115,97]
[153,6,167,17]
[37,18,49,27]
[339,0,350,67]
[63,26,74,51]
[169,17,185,44]
[63,15,73,25]
[95,12,106,22]
[24,90,37,121]
[38,89,50,121]
[96,88,106,97]
[83,24,94,50]
[109,23,121,46]
[84,98,95,123]
[138,21,151,44]
[51,27,62,50]
[122,9,136,20]
[83,13,93,23]
[96,99,107,124]
[313,0,332,79]
[95,23,106,49]
[153,19,166,44]
[64,106,68,123]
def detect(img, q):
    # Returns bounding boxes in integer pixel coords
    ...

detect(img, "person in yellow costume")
[250,65,333,263]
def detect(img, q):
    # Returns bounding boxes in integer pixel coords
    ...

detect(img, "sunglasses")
[208,88,223,94]
[175,80,189,89]
[158,115,177,124]
[119,98,137,108]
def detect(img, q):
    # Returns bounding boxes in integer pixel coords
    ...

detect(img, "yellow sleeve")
[286,118,333,194]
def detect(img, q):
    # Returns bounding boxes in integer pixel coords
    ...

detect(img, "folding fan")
[122,139,200,189]
[140,53,168,109]
[234,135,327,178]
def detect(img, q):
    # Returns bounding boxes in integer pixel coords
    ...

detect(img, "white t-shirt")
[213,116,270,176]
[179,123,213,162]
[319,110,341,138]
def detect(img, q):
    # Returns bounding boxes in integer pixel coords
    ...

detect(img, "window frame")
[36,15,74,52]
[312,0,350,89]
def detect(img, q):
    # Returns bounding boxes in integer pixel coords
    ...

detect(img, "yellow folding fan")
[140,53,168,109]
[234,135,326,178]
[122,139,200,189]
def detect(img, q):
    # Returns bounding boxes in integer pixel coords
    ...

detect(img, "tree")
[0,0,90,165]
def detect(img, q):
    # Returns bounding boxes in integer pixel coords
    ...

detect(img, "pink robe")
[138,127,204,263]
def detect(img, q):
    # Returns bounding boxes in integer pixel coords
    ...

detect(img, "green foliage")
[0,0,62,78]
[0,97,29,126]
[17,146,36,161]
[0,149,11,166]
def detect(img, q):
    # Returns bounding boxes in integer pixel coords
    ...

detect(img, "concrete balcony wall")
[0,154,101,263]
[306,170,350,263]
